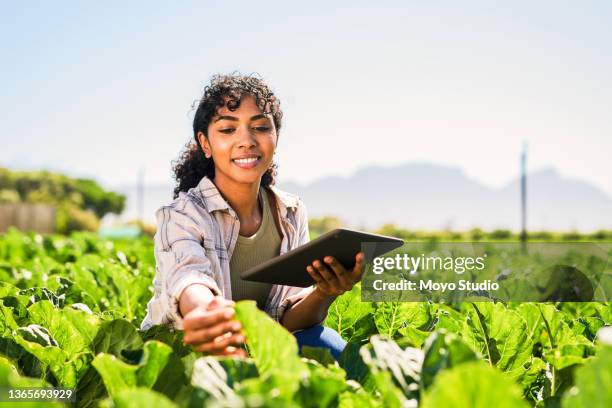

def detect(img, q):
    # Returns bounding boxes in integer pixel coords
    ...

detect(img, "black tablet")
[240,228,404,287]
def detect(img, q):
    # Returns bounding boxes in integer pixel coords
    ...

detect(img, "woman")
[141,74,364,359]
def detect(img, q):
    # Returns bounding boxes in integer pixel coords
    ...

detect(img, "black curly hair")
[172,73,283,199]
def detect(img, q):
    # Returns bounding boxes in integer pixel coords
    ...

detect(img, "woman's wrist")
[179,284,215,318]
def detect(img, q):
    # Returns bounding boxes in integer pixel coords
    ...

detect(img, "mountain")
[105,163,612,232]
[278,163,612,232]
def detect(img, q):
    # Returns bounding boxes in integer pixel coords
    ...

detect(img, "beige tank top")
[229,188,281,309]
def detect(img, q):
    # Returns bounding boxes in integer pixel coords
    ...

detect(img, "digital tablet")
[240,228,404,287]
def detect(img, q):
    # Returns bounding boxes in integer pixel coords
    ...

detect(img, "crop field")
[0,229,610,407]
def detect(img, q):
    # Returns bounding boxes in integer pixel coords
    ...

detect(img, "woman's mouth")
[231,156,261,169]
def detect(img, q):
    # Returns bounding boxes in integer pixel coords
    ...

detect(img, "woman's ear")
[197,132,212,159]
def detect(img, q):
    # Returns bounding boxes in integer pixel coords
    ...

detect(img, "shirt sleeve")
[152,204,222,329]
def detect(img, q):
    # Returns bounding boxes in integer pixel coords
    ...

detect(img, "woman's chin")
[228,171,265,185]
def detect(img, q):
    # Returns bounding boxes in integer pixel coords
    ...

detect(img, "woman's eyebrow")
[214,114,270,123]
[214,115,238,122]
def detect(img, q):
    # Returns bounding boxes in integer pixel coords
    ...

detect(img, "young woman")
[141,74,365,359]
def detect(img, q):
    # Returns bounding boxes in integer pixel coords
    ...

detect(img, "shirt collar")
[196,176,299,217]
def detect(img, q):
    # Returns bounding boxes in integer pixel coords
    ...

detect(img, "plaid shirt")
[140,176,314,331]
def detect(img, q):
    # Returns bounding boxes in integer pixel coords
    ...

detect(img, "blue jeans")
[293,325,347,360]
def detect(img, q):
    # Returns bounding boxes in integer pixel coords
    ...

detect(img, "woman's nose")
[236,126,257,147]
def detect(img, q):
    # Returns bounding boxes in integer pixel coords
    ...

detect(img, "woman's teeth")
[233,157,258,164]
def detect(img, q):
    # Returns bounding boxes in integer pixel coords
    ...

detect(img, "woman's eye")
[219,128,235,134]
[253,126,270,132]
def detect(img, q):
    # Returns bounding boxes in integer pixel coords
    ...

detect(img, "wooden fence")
[0,204,56,234]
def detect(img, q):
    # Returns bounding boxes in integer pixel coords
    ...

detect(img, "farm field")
[0,229,610,407]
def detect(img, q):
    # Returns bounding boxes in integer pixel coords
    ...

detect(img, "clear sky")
[1,1,611,196]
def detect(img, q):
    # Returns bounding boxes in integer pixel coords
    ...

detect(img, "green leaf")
[140,325,190,357]
[234,301,307,378]
[300,346,337,367]
[93,319,143,356]
[236,372,302,407]
[462,303,533,378]
[0,303,20,334]
[92,340,172,398]
[420,330,479,389]
[0,356,42,387]
[0,357,65,408]
[0,335,47,380]
[27,301,99,359]
[359,335,423,402]
[338,389,382,408]
[100,387,178,408]
[338,341,369,383]
[75,365,108,408]
[421,361,529,408]
[367,371,408,408]
[537,304,593,370]
[189,356,243,407]
[324,285,375,343]
[296,360,347,408]
[19,287,65,308]
[216,357,259,388]
[13,331,77,387]
[17,325,59,347]
[374,302,433,339]
[562,345,612,407]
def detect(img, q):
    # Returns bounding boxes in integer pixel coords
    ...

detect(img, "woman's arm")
[280,252,365,332]
[279,287,336,332]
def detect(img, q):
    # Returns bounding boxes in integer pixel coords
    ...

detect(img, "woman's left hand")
[306,252,365,297]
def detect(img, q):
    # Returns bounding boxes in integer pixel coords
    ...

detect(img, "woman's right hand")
[182,296,246,357]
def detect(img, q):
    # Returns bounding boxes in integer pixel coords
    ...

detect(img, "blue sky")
[1,1,611,196]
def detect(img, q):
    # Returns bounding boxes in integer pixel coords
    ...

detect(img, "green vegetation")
[0,229,610,407]
[308,218,612,242]
[0,168,125,233]
[372,223,612,242]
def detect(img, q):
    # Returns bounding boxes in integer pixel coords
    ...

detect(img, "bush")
[309,216,343,235]
[56,205,100,234]
[588,230,611,240]
[488,229,513,240]
[561,231,582,241]
[0,189,20,204]
[469,228,484,241]
[528,231,553,240]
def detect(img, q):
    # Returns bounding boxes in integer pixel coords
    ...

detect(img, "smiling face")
[197,94,278,188]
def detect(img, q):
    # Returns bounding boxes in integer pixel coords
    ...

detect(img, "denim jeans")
[293,325,347,360]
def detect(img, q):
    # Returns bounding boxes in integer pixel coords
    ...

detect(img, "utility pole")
[520,142,527,251]
[137,167,145,224]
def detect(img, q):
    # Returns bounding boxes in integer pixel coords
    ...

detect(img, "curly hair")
[172,73,283,199]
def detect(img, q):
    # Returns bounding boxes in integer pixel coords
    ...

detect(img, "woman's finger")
[183,306,235,332]
[306,265,323,284]
[219,346,247,358]
[324,256,354,289]
[350,252,365,282]
[313,260,337,284]
[195,332,245,354]
[183,320,242,345]
[307,266,331,292]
